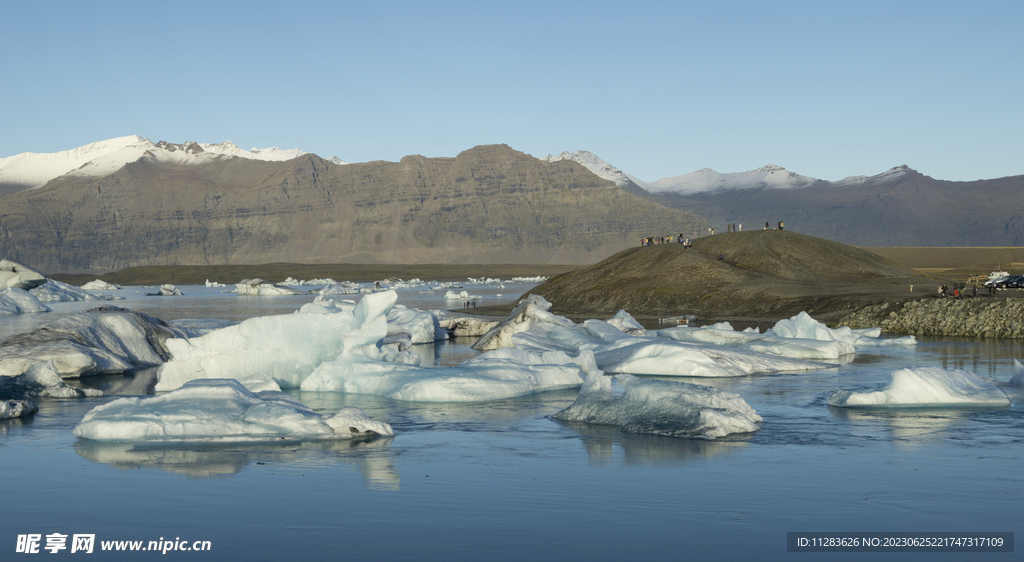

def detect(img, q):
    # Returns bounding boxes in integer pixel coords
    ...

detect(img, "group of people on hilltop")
[641,235,692,247]
[644,219,785,247]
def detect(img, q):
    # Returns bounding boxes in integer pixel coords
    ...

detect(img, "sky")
[2,0,1021,183]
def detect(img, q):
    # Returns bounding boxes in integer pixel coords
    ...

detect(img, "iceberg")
[0,307,187,378]
[658,323,854,361]
[1,399,37,419]
[437,313,500,337]
[235,278,305,296]
[553,372,762,440]
[73,379,393,442]
[0,361,103,399]
[444,290,482,301]
[205,279,227,288]
[508,314,832,377]
[472,295,574,351]
[605,310,647,336]
[301,347,590,401]
[386,305,450,344]
[0,288,51,314]
[30,279,124,302]
[0,260,46,290]
[768,311,916,347]
[156,291,399,391]
[828,363,1024,407]
[154,284,182,296]
[81,279,122,290]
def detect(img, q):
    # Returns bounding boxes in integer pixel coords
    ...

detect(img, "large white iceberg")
[0,288,51,314]
[0,307,188,378]
[553,372,762,440]
[156,291,399,391]
[73,379,393,442]
[30,279,124,302]
[828,362,1024,407]
[0,260,46,290]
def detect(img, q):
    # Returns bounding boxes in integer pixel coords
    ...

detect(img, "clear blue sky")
[2,0,1021,182]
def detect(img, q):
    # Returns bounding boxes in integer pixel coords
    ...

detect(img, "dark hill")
[522,230,938,321]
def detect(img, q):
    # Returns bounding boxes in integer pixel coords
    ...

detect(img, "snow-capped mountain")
[0,136,311,189]
[542,149,917,195]
[540,150,635,188]
[831,165,911,187]
[198,140,308,162]
[645,164,818,194]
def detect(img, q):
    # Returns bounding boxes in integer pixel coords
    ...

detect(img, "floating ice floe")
[657,322,855,361]
[444,290,482,301]
[316,281,370,298]
[0,307,187,378]
[0,361,103,399]
[553,372,762,440]
[301,347,591,401]
[205,279,227,288]
[0,260,46,290]
[0,288,51,314]
[234,278,305,296]
[73,379,393,442]
[30,279,124,302]
[0,399,37,419]
[768,311,916,347]
[828,361,1024,408]
[156,291,400,391]
[81,279,122,290]
[485,303,832,377]
[147,284,183,296]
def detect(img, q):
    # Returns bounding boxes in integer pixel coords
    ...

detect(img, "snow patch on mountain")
[0,136,311,189]
[540,150,636,187]
[832,165,911,187]
[198,141,308,162]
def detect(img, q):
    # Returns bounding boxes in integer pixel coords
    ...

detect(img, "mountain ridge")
[0,144,707,273]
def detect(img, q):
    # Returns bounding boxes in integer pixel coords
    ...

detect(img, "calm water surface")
[1,285,1021,560]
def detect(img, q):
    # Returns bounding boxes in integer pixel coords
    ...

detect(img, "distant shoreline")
[47,263,581,287]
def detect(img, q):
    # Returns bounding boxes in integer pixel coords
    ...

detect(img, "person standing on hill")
[765,222,769,230]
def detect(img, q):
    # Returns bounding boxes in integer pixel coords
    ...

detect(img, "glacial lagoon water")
[2,283,1021,560]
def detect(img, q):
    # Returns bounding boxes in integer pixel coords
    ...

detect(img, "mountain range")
[0,142,705,273]
[1,137,1022,273]
[544,151,1024,247]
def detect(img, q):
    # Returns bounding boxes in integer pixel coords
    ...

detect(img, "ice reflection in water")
[74,436,400,488]
[554,420,750,466]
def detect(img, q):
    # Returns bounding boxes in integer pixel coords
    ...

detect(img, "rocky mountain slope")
[0,144,706,273]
